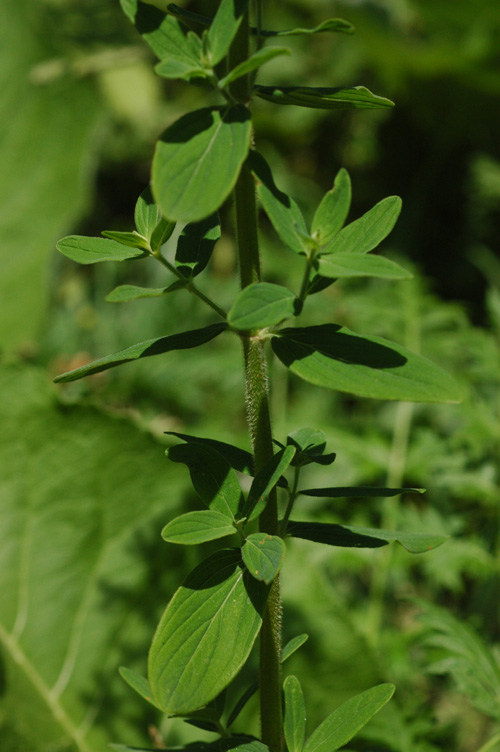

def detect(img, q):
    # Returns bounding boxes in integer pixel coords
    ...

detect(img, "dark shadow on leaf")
[160,106,251,146]
[287,520,388,549]
[246,151,292,208]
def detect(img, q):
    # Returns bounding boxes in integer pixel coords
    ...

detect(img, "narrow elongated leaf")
[227,683,259,727]
[168,443,243,519]
[228,283,298,330]
[111,746,215,752]
[54,323,227,383]
[282,634,309,663]
[166,432,255,476]
[101,230,150,250]
[219,47,291,88]
[207,0,248,65]
[318,253,411,279]
[254,85,394,110]
[134,186,160,240]
[167,4,211,27]
[148,549,268,713]
[287,521,448,553]
[119,667,161,709]
[322,196,402,255]
[242,534,285,584]
[262,18,354,36]
[248,151,310,255]
[303,684,395,752]
[150,216,176,252]
[105,284,175,303]
[311,169,351,245]
[153,106,252,222]
[299,486,425,498]
[57,235,147,264]
[245,445,296,520]
[161,510,236,544]
[284,675,307,752]
[175,214,220,279]
[271,324,462,403]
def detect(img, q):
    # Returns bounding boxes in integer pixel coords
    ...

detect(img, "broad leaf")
[261,19,354,37]
[166,432,255,476]
[219,47,291,89]
[175,214,220,279]
[54,323,227,382]
[271,324,462,403]
[322,196,402,255]
[244,445,296,520]
[161,510,236,544]
[105,284,175,303]
[248,151,310,255]
[148,549,268,713]
[317,253,411,280]
[101,230,150,250]
[241,534,285,584]
[311,169,351,245]
[134,186,160,240]
[167,443,243,519]
[282,634,309,663]
[299,486,424,498]
[286,428,336,467]
[154,31,207,82]
[284,675,306,752]
[287,521,448,553]
[57,235,148,264]
[303,684,395,752]
[119,667,161,709]
[207,0,248,66]
[153,105,252,222]
[228,283,298,330]
[254,85,394,110]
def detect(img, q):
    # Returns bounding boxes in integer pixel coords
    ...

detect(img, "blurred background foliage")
[0,0,499,750]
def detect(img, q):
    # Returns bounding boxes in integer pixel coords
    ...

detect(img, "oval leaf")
[134,186,160,240]
[254,85,394,110]
[105,285,173,303]
[303,684,395,752]
[148,549,268,713]
[318,253,412,280]
[284,675,307,752]
[322,196,402,255]
[54,322,227,382]
[228,283,298,330]
[311,168,351,245]
[153,105,252,222]
[161,510,236,544]
[287,521,448,553]
[57,235,147,265]
[271,324,462,403]
[241,533,285,584]
[207,0,248,66]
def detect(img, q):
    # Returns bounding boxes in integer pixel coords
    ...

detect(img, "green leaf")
[207,0,248,66]
[175,213,220,279]
[248,151,310,255]
[261,18,354,37]
[254,85,394,110]
[105,284,175,303]
[150,216,176,252]
[119,667,161,709]
[286,428,336,467]
[101,230,151,251]
[284,675,307,752]
[244,445,296,520]
[154,34,207,82]
[299,486,425,498]
[271,324,462,403]
[227,683,259,727]
[222,739,271,752]
[57,235,148,265]
[161,510,237,544]
[54,322,227,383]
[166,432,255,477]
[286,521,448,553]
[311,169,351,245]
[219,47,291,88]
[167,4,211,27]
[241,533,285,584]
[303,684,395,752]
[148,549,268,713]
[282,634,309,663]
[322,196,402,255]
[134,186,160,240]
[153,105,252,222]
[317,253,412,280]
[168,443,243,519]
[228,283,298,331]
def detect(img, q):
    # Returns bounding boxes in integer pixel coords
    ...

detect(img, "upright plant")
[55,1,461,750]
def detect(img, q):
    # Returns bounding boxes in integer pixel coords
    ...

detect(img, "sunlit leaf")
[284,675,306,752]
[207,0,248,66]
[317,253,412,280]
[57,235,148,265]
[101,230,150,251]
[254,85,394,110]
[282,634,309,663]
[287,521,448,553]
[119,667,161,709]
[134,186,160,240]
[311,169,351,245]
[219,47,291,88]
[322,196,402,255]
[105,284,176,303]
[261,18,354,37]
[242,533,285,584]
[228,283,298,330]
[245,445,296,520]
[161,510,236,544]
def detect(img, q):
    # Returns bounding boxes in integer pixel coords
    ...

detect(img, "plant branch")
[154,252,227,319]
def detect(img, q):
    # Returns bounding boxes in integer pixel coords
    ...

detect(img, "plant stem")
[154,252,227,319]
[230,13,283,752]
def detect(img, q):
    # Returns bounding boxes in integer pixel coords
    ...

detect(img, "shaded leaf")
[254,85,394,110]
[54,323,227,383]
[299,486,425,498]
[311,169,351,245]
[228,283,298,330]
[161,510,236,544]
[167,443,243,519]
[241,534,285,584]
[101,230,150,251]
[286,428,336,467]
[282,634,309,663]
[134,186,160,240]
[227,683,258,727]
[57,235,148,265]
[119,667,161,709]
[284,675,306,752]
[148,549,268,713]
[175,213,220,279]
[153,106,252,222]
[166,432,255,476]
[303,684,395,752]
[244,446,296,520]
[271,324,462,403]
[322,196,402,255]
[219,47,291,88]
[317,253,412,280]
[150,216,176,252]
[207,0,248,66]
[287,521,447,554]
[105,284,175,303]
